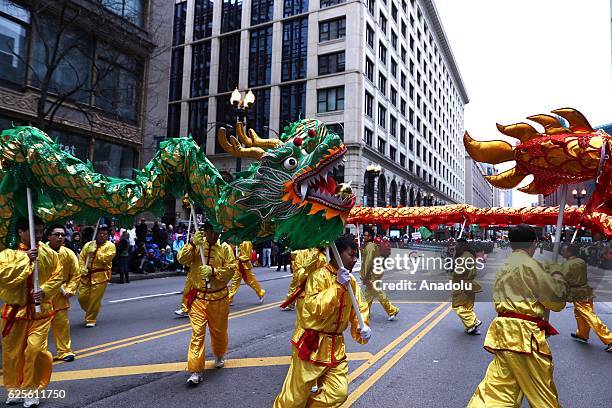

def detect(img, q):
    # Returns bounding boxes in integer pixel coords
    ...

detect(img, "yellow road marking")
[348,302,448,383]
[343,306,453,407]
[50,352,373,382]
[54,301,283,365]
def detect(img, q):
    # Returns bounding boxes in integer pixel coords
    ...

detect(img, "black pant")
[119,256,130,283]
[276,253,288,271]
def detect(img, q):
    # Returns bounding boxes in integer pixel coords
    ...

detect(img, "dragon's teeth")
[300,183,308,202]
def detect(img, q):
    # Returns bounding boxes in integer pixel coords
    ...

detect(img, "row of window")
[0,3,142,123]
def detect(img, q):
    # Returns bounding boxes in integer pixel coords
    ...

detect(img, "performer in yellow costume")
[46,224,80,362]
[468,225,568,408]
[281,248,326,312]
[561,244,612,352]
[451,239,483,335]
[228,241,265,305]
[360,227,399,321]
[273,236,371,408]
[1,217,62,407]
[77,224,116,327]
[177,221,237,385]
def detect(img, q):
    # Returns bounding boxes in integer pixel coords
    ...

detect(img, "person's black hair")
[455,238,475,258]
[97,224,109,232]
[363,227,374,236]
[15,216,43,233]
[45,224,65,237]
[335,235,358,253]
[508,224,537,250]
[202,221,214,231]
[564,243,580,257]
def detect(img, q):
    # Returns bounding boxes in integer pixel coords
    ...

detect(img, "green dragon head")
[218,119,356,248]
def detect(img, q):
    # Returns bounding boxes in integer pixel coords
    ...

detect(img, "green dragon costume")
[0,119,355,250]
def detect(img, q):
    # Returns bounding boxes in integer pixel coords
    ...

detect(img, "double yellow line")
[342,302,452,407]
[55,301,282,365]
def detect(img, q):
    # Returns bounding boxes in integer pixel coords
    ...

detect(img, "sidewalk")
[109,266,293,284]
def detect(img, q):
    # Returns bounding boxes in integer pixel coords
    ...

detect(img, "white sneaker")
[174,309,189,318]
[259,295,265,304]
[214,356,225,368]
[23,397,39,407]
[85,322,96,328]
[186,372,202,385]
[311,385,319,393]
[387,312,398,321]
[5,395,23,405]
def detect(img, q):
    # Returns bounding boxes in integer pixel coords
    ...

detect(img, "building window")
[390,115,397,137]
[378,41,387,65]
[249,26,273,86]
[391,31,397,49]
[172,1,187,45]
[32,23,93,103]
[321,0,345,8]
[319,17,346,42]
[400,98,406,115]
[390,87,397,106]
[364,127,373,146]
[365,91,373,117]
[318,51,345,75]
[379,12,387,34]
[365,57,374,82]
[400,124,406,144]
[390,58,397,78]
[378,74,386,95]
[378,104,386,128]
[391,3,398,20]
[400,152,406,167]
[409,107,414,124]
[194,0,214,39]
[282,18,308,81]
[366,23,374,48]
[400,46,406,63]
[102,0,145,27]
[191,40,212,97]
[409,159,414,172]
[280,82,306,129]
[247,88,271,136]
[284,0,308,16]
[169,48,184,101]
[167,103,181,138]
[327,123,344,142]
[401,20,407,37]
[221,0,242,33]
[317,86,344,112]
[367,0,374,15]
[188,99,209,147]
[218,34,240,92]
[401,72,406,89]
[390,146,396,161]
[94,48,142,123]
[93,140,136,178]
[378,138,386,154]
[0,2,29,85]
[251,0,274,25]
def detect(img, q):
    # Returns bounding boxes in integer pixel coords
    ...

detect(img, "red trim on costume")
[497,312,559,336]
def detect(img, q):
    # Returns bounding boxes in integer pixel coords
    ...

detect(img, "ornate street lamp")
[229,88,256,173]
[572,188,587,206]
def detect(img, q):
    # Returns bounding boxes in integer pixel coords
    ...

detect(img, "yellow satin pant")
[452,294,478,329]
[364,281,399,317]
[1,317,53,390]
[574,300,612,344]
[468,350,561,408]
[51,308,75,359]
[187,297,229,373]
[228,268,265,303]
[273,348,349,408]
[77,282,108,324]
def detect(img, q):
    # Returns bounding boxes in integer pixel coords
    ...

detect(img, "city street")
[1,248,610,407]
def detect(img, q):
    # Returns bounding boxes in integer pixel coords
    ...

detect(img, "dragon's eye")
[283,156,298,170]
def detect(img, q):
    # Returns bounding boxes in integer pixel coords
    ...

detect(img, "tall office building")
[167,0,468,210]
[464,155,493,208]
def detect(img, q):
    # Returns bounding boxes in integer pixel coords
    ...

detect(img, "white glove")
[359,325,372,340]
[336,267,351,287]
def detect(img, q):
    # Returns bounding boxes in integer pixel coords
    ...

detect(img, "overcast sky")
[436,0,612,206]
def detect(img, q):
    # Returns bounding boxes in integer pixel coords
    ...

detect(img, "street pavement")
[0,248,610,407]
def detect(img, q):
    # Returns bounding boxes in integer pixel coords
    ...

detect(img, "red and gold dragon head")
[464,108,611,196]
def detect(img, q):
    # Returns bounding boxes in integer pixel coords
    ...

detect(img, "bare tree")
[2,0,168,137]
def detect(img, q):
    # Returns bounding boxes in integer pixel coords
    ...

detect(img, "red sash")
[498,312,559,336]
[297,329,320,361]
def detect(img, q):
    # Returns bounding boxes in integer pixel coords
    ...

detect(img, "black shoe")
[63,354,75,362]
[604,343,612,352]
[571,333,588,344]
